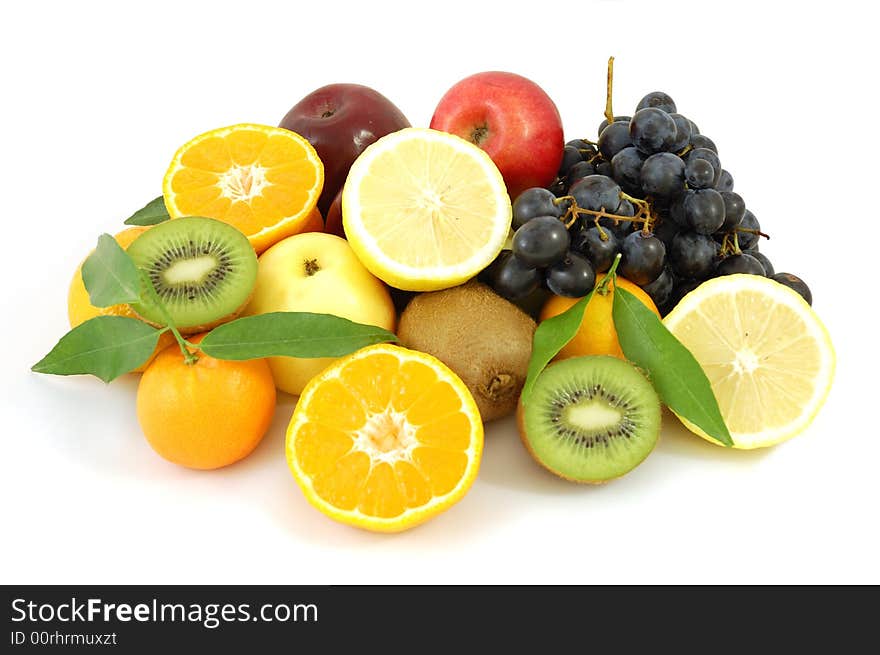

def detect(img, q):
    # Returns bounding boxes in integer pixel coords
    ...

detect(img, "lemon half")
[342,127,511,291]
[663,274,834,449]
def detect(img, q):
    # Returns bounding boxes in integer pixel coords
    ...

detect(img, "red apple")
[279,83,410,216]
[430,71,564,200]
[323,188,345,239]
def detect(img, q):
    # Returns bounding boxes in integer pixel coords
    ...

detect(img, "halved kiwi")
[518,356,661,483]
[126,217,258,334]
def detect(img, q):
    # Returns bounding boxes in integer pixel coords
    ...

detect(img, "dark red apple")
[280,83,410,216]
[323,188,345,239]
[430,71,564,199]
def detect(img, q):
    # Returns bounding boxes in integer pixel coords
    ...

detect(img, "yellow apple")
[246,232,396,395]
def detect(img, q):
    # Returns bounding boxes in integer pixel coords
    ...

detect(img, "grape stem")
[604,56,615,128]
[555,193,655,235]
[718,227,771,256]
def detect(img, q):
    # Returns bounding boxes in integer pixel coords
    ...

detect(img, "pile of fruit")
[34,60,835,533]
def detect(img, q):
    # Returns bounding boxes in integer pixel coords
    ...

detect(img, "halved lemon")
[663,274,835,449]
[342,127,511,291]
[286,343,483,532]
[163,124,323,253]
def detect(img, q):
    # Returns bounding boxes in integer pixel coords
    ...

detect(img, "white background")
[2,0,877,584]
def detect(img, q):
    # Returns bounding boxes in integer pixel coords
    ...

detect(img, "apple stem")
[604,56,615,129]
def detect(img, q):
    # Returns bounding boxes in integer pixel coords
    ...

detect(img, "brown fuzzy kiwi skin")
[128,290,254,336]
[397,281,536,422]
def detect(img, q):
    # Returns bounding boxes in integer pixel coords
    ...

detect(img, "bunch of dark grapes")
[489,187,596,299]
[487,63,812,312]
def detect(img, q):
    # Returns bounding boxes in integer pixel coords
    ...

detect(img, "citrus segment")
[293,422,353,479]
[342,127,511,291]
[663,274,834,449]
[163,124,323,253]
[286,344,483,532]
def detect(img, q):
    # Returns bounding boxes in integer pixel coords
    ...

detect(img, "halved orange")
[163,124,323,253]
[286,344,483,532]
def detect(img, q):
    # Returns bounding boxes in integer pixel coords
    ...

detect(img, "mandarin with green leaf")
[136,335,276,469]
[540,274,659,361]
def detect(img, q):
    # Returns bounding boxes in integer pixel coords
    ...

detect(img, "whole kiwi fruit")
[397,281,536,421]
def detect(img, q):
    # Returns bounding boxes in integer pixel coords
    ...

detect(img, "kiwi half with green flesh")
[126,217,258,334]
[518,355,661,483]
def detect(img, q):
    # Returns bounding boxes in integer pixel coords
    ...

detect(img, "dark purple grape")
[512,216,570,267]
[545,252,596,297]
[684,189,726,234]
[668,113,692,152]
[715,169,734,191]
[685,157,715,189]
[640,152,686,198]
[737,210,761,249]
[598,121,632,160]
[642,266,674,307]
[689,134,718,153]
[719,191,745,230]
[685,148,722,187]
[599,199,635,237]
[595,161,613,177]
[570,175,621,212]
[597,115,631,135]
[630,108,677,154]
[565,161,596,187]
[573,226,620,273]
[491,251,541,300]
[512,187,563,229]
[688,119,700,135]
[667,192,689,227]
[549,178,567,198]
[716,253,765,276]
[565,160,596,188]
[558,145,583,177]
[636,91,677,114]
[566,139,597,157]
[751,251,774,277]
[620,231,666,285]
[653,217,680,247]
[771,273,812,305]
[610,146,645,195]
[670,231,719,279]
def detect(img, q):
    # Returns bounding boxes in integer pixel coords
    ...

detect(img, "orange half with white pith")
[286,344,483,533]
[163,124,323,253]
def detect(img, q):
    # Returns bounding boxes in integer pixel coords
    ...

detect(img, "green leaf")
[612,286,733,446]
[521,289,595,404]
[124,196,169,226]
[31,316,165,382]
[81,234,142,307]
[198,312,398,360]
